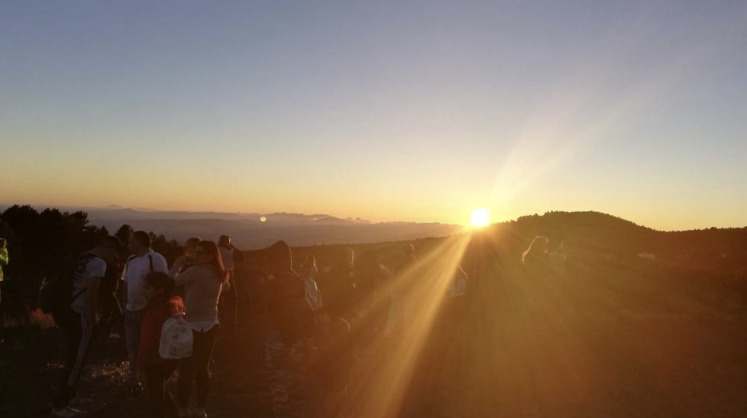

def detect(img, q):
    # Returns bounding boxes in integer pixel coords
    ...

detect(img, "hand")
[175,255,190,267]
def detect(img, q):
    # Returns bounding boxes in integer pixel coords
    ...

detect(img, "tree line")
[0,205,182,317]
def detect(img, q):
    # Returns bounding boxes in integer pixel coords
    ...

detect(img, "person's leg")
[194,325,218,409]
[98,292,113,337]
[145,362,177,418]
[124,309,143,386]
[53,315,82,409]
[145,365,165,417]
[53,313,95,409]
[177,330,197,410]
[162,362,179,417]
[102,292,123,336]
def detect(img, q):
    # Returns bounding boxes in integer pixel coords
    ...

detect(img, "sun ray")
[354,234,473,418]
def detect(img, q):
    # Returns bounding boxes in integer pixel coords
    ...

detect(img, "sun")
[470,208,491,227]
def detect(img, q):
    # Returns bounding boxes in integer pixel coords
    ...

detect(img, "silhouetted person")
[138,272,184,418]
[308,317,352,418]
[522,236,568,331]
[550,241,567,274]
[318,247,355,319]
[385,244,417,336]
[264,240,305,418]
[443,266,469,333]
[0,238,7,309]
[352,251,391,336]
[170,237,202,276]
[51,237,119,418]
[172,241,226,418]
[98,256,123,340]
[218,235,244,332]
[550,241,578,320]
[122,231,169,392]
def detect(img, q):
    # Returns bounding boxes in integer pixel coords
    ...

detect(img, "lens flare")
[470,208,491,227]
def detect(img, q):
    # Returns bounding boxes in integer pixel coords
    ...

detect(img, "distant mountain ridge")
[82,206,371,225]
[68,206,462,248]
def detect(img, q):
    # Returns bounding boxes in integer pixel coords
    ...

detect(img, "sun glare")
[470,208,491,227]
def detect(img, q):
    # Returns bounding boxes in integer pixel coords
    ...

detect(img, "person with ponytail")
[172,240,226,418]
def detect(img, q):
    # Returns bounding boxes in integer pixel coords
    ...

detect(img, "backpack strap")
[124,255,136,269]
[123,254,154,274]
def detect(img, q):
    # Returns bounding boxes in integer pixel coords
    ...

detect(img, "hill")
[2,206,747,417]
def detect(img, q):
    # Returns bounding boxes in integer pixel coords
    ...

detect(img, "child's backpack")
[159,312,193,360]
[39,252,97,326]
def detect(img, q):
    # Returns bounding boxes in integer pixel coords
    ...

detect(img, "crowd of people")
[46,232,244,418]
[33,231,570,418]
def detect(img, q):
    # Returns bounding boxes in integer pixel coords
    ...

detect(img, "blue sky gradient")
[1,1,746,229]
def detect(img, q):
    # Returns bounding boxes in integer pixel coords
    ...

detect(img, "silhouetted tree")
[115,224,134,246]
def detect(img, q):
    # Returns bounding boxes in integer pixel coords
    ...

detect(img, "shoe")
[49,406,81,417]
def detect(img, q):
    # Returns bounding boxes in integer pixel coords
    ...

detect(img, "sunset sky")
[2,1,747,230]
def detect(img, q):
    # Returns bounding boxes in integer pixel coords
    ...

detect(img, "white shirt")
[219,247,234,271]
[121,250,168,311]
[71,254,107,315]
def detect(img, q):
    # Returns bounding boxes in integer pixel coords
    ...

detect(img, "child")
[138,272,185,418]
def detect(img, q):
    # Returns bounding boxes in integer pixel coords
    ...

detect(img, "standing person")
[264,240,305,418]
[308,317,353,418]
[169,237,202,276]
[217,235,244,332]
[318,248,355,319]
[122,231,169,393]
[352,251,391,337]
[300,255,323,312]
[172,241,226,418]
[444,266,469,332]
[549,242,567,274]
[522,236,568,331]
[51,237,120,418]
[522,236,551,308]
[98,257,123,340]
[138,272,185,418]
[0,238,8,309]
